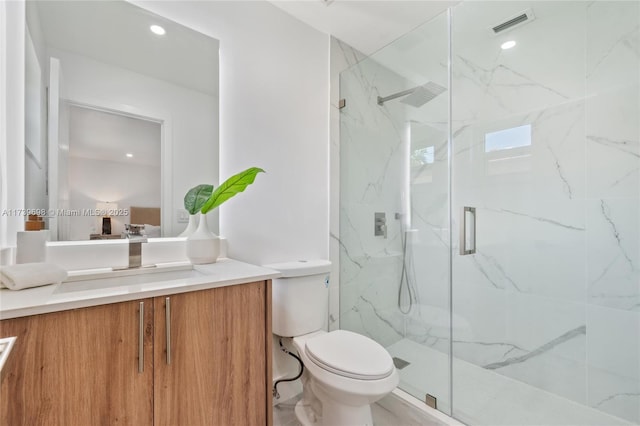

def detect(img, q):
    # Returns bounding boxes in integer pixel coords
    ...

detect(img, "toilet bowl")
[292,330,399,426]
[265,260,399,426]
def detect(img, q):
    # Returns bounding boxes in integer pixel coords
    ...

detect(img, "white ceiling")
[32,1,219,96]
[33,0,455,95]
[268,0,457,55]
[68,105,161,167]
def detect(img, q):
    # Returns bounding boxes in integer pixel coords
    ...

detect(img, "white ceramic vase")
[186,214,220,264]
[178,213,199,237]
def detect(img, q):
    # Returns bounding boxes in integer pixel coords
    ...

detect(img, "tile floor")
[273,394,423,426]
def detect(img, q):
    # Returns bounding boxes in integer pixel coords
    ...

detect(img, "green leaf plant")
[201,167,265,214]
[184,167,265,216]
[183,184,214,215]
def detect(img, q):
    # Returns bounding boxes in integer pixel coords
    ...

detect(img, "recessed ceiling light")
[501,40,516,50]
[126,153,133,158]
[150,25,166,36]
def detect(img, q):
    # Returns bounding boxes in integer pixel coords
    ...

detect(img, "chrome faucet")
[124,224,147,268]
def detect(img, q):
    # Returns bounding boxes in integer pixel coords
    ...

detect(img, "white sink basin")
[56,267,204,293]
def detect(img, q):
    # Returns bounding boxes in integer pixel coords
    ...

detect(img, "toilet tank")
[264,260,331,337]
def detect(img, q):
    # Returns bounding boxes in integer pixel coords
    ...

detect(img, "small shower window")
[412,146,435,165]
[484,124,531,152]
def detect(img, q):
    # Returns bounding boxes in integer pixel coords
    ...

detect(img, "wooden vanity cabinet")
[0,280,273,426]
[0,298,155,426]
[154,281,272,426]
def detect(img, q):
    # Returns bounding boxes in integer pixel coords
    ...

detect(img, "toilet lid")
[305,330,394,380]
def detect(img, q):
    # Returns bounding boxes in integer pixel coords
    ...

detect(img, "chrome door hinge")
[425,393,437,409]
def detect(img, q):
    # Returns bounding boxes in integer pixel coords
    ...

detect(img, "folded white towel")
[0,263,68,291]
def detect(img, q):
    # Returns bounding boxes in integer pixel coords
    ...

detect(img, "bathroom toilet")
[265,260,399,426]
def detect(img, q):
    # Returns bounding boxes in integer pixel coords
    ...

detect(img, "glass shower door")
[450,2,639,425]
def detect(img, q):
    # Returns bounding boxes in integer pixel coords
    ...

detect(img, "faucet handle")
[126,224,146,236]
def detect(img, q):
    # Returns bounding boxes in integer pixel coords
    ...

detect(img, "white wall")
[47,48,218,237]
[130,1,330,265]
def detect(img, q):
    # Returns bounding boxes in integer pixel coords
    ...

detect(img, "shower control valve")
[374,212,387,238]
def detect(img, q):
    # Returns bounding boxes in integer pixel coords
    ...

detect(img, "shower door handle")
[460,207,476,255]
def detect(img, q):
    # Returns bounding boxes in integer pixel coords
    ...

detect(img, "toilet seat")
[304,330,394,380]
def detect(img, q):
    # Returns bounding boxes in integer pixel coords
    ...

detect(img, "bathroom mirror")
[24,0,219,241]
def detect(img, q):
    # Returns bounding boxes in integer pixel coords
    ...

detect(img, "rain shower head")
[400,83,446,107]
[377,81,446,107]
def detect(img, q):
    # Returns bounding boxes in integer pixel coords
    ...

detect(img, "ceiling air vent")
[491,9,535,35]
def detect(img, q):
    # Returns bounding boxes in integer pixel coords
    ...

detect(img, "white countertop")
[0,258,280,320]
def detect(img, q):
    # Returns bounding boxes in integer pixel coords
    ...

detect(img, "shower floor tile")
[387,338,634,426]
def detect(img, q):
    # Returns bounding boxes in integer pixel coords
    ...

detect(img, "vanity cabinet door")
[0,299,154,426]
[153,281,272,426]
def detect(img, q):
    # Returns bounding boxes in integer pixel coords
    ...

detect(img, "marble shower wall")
[338,50,413,348]
[337,1,639,424]
[585,2,639,420]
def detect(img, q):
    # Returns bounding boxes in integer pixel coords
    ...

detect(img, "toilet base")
[295,399,316,426]
[294,399,373,426]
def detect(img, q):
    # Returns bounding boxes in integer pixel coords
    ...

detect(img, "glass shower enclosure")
[339,2,639,425]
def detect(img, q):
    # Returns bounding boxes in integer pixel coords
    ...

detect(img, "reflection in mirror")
[66,104,161,241]
[24,0,220,241]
